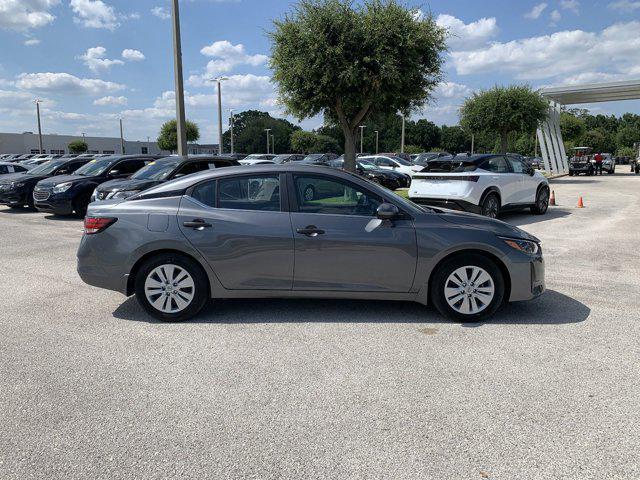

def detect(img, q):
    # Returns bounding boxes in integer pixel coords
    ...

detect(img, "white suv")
[358,155,416,176]
[408,154,550,218]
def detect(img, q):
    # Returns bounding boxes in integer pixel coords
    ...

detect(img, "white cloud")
[0,0,60,31]
[151,6,170,19]
[550,9,562,24]
[69,0,118,30]
[121,49,145,61]
[24,38,41,46]
[436,14,498,50]
[78,46,124,73]
[434,82,472,99]
[524,3,547,19]
[449,21,640,82]
[560,0,580,13]
[93,95,127,106]
[198,40,268,76]
[609,0,640,10]
[16,72,125,95]
[187,74,275,109]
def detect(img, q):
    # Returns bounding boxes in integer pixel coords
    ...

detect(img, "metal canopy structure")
[536,79,640,174]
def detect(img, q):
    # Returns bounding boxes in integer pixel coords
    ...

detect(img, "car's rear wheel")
[531,186,549,215]
[134,253,209,322]
[431,254,505,322]
[480,193,500,218]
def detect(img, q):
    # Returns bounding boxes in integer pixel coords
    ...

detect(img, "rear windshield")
[421,160,477,172]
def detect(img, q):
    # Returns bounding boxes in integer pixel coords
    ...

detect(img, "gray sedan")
[77,165,545,322]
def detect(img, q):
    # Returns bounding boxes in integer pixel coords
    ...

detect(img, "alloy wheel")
[144,264,195,314]
[444,266,495,315]
[482,196,499,218]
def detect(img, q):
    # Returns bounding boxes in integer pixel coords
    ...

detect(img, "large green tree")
[440,125,470,154]
[68,140,88,154]
[460,85,548,154]
[157,119,200,153]
[221,110,300,154]
[269,0,446,171]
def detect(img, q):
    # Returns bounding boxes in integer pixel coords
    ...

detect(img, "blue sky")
[1,0,639,144]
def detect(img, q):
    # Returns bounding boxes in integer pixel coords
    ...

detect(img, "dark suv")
[0,157,91,209]
[34,155,161,217]
[92,156,240,202]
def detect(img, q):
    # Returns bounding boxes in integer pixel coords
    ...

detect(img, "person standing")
[594,152,603,175]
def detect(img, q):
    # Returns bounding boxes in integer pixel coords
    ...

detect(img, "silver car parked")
[77,165,545,322]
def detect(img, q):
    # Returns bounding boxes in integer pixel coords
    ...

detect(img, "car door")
[289,173,417,292]
[480,156,517,205]
[506,156,537,203]
[177,173,295,290]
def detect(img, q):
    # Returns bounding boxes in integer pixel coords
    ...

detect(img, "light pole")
[471,133,475,155]
[265,128,272,153]
[34,99,43,154]
[171,0,188,157]
[271,134,275,154]
[229,109,234,154]
[210,76,228,154]
[119,118,125,154]
[400,114,406,153]
[359,125,366,154]
[374,130,379,154]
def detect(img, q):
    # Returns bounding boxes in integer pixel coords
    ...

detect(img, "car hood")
[97,178,159,193]
[434,208,540,242]
[36,174,95,188]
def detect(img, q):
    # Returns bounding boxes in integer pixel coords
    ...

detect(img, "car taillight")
[84,217,117,235]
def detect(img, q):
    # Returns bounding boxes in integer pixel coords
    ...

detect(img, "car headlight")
[500,237,540,255]
[52,182,72,194]
[108,190,140,199]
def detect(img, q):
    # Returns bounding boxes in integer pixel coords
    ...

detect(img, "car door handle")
[296,226,325,237]
[183,219,212,230]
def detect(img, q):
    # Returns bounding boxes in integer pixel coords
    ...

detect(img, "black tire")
[73,193,92,218]
[531,186,550,215]
[134,253,209,322]
[569,171,574,176]
[480,192,500,219]
[430,254,505,323]
[26,193,35,210]
[302,185,315,202]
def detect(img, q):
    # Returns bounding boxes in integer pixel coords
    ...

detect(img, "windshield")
[422,160,477,172]
[391,156,413,166]
[74,158,116,176]
[272,154,293,164]
[358,160,377,170]
[132,160,180,180]
[27,160,66,175]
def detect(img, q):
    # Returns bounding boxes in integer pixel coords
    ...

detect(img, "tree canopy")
[460,85,549,153]
[222,110,300,154]
[157,119,200,152]
[269,0,446,171]
[68,140,88,154]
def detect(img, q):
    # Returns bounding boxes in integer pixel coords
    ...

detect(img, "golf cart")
[569,147,594,176]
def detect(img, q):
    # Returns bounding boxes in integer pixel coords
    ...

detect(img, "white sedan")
[408,154,550,218]
[358,155,416,176]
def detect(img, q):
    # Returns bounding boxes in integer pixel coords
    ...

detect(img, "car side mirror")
[109,170,120,177]
[377,203,399,220]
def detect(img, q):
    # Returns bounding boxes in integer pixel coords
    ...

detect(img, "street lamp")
[229,109,235,154]
[359,125,366,154]
[209,76,228,154]
[34,99,43,154]
[119,118,125,154]
[171,0,188,157]
[265,128,272,154]
[374,130,379,154]
[271,134,275,154]
[400,114,406,153]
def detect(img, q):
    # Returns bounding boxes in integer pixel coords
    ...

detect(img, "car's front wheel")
[134,253,209,322]
[480,193,500,218]
[531,186,550,215]
[431,254,505,322]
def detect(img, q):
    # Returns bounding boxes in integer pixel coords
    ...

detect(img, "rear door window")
[480,156,510,173]
[191,181,217,208]
[218,175,281,212]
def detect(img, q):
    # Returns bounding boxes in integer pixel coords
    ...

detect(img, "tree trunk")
[342,126,357,172]
[500,132,508,154]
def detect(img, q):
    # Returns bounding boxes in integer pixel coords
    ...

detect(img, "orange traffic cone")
[577,196,585,208]
[550,190,556,206]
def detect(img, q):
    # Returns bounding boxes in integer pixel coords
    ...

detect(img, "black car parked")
[33,154,161,217]
[92,155,240,202]
[0,157,91,209]
[330,159,411,190]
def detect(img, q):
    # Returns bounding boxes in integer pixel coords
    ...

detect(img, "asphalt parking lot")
[0,172,639,479]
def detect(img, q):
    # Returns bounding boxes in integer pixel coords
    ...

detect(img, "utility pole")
[34,99,43,154]
[374,130,379,154]
[471,134,475,155]
[400,115,406,153]
[119,118,125,154]
[211,77,227,154]
[171,0,188,157]
[265,128,272,153]
[229,109,234,154]
[271,134,275,154]
[359,125,366,154]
